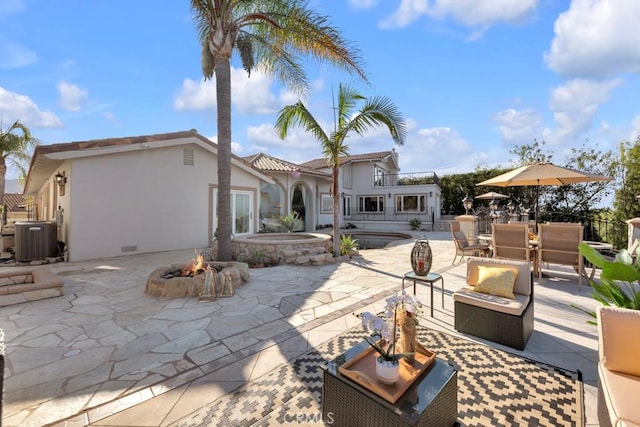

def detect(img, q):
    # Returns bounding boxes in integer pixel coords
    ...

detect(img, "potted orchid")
[356,293,422,384]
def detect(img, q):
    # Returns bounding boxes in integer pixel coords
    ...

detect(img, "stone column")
[626,218,640,252]
[454,215,478,241]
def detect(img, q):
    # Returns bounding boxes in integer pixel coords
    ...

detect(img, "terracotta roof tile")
[243,153,330,177]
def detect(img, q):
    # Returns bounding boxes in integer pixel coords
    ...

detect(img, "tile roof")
[31,130,212,155]
[243,153,330,178]
[300,150,394,169]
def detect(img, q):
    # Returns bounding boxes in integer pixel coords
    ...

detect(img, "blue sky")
[2,0,640,180]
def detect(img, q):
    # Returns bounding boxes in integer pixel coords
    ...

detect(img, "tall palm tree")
[191,0,367,261]
[275,83,407,257]
[0,119,38,210]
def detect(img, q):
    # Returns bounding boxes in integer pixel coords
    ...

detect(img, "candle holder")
[411,240,432,276]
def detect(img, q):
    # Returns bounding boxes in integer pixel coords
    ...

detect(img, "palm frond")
[274,101,330,146]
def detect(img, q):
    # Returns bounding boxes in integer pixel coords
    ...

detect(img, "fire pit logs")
[145,261,249,299]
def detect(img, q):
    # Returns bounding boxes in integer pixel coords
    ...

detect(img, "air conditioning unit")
[14,221,58,262]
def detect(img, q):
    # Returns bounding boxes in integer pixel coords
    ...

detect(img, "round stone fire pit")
[145,261,249,299]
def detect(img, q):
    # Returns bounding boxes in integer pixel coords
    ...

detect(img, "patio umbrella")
[476,161,612,224]
[475,191,509,200]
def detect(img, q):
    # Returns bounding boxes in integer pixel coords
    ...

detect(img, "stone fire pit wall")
[145,261,249,299]
[230,233,333,266]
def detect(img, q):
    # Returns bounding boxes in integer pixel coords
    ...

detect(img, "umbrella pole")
[535,180,540,229]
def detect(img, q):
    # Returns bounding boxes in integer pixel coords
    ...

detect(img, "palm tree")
[274,83,407,256]
[0,119,38,210]
[191,0,367,261]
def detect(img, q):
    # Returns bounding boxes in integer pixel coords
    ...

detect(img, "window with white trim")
[358,195,385,213]
[395,195,426,213]
[321,194,333,213]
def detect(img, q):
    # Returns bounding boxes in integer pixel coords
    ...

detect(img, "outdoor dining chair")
[537,222,584,290]
[450,220,490,264]
[491,223,535,266]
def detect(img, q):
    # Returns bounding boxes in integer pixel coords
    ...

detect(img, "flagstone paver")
[0,231,602,426]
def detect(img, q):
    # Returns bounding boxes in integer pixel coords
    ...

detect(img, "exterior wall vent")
[183,148,195,166]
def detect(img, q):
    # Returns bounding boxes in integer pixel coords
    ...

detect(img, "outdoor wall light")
[462,194,473,215]
[388,192,392,199]
[55,171,67,196]
[341,192,345,198]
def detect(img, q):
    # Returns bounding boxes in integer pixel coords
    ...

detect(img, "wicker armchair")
[450,220,490,264]
[453,257,534,350]
[537,223,584,289]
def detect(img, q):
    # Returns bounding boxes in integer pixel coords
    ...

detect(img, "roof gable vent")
[183,148,195,166]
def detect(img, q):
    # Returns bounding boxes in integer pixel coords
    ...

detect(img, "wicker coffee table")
[322,339,458,426]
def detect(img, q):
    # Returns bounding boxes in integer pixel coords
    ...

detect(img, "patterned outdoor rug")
[173,326,583,427]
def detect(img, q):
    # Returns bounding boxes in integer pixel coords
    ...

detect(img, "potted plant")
[356,293,422,384]
[409,218,421,231]
[572,243,640,324]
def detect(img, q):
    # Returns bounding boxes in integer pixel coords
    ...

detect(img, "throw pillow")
[473,266,518,299]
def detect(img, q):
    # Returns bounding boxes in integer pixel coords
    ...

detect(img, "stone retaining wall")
[207,233,335,266]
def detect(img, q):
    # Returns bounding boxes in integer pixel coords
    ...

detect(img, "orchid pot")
[375,356,400,385]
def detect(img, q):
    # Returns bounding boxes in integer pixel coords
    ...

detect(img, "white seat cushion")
[453,286,529,316]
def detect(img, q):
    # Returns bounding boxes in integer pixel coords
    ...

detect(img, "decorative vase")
[400,311,418,364]
[375,357,400,385]
[411,239,432,276]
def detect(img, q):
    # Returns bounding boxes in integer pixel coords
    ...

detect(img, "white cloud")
[57,81,88,112]
[545,0,640,78]
[492,108,542,145]
[0,38,37,69]
[379,0,537,29]
[174,67,285,115]
[0,87,61,127]
[348,0,378,9]
[103,111,119,126]
[546,78,622,143]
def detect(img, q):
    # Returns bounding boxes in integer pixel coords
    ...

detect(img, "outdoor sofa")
[597,306,640,427]
[453,257,533,350]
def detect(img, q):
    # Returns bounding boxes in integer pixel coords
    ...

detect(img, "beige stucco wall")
[65,144,260,261]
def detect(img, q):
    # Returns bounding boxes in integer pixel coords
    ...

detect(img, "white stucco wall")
[66,143,260,261]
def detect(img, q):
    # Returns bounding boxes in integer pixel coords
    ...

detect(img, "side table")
[322,339,458,426]
[402,271,444,317]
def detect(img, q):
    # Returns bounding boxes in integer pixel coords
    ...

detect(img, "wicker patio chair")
[453,257,534,350]
[537,222,584,290]
[450,220,490,264]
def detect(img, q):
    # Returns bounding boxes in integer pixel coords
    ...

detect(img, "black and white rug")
[173,326,583,427]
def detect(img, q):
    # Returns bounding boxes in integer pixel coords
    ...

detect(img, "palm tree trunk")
[0,158,7,211]
[216,56,233,261]
[332,165,340,256]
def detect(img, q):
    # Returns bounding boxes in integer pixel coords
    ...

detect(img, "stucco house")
[300,149,442,230]
[242,152,331,232]
[22,130,442,262]
[23,130,275,261]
